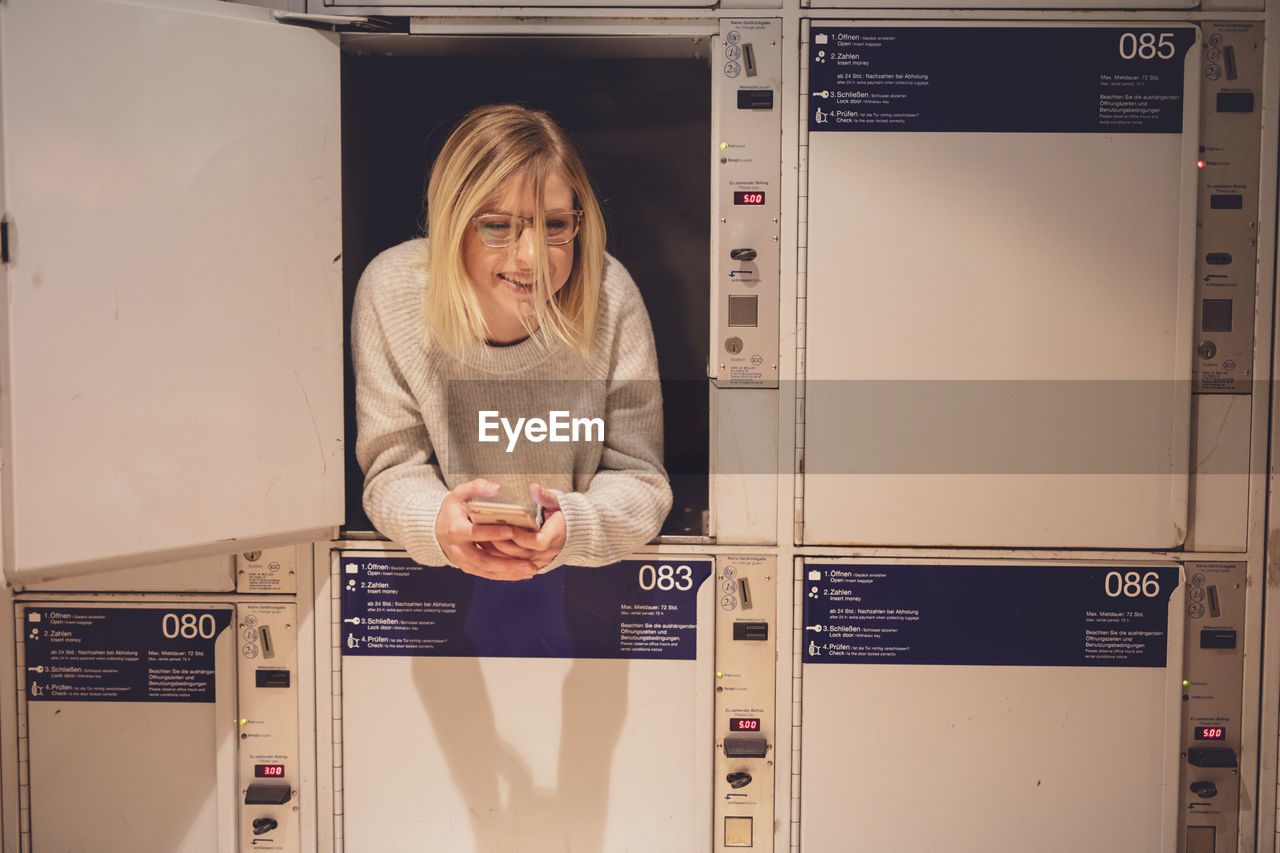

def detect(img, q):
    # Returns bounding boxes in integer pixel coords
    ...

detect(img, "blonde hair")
[424,104,605,354]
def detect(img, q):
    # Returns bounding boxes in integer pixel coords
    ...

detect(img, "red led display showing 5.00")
[733,192,765,205]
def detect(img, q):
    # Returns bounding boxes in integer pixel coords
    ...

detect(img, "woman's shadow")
[412,571,629,852]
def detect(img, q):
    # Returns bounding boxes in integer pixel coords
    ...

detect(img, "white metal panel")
[17,553,237,593]
[802,24,1199,549]
[0,0,343,581]
[1186,393,1251,552]
[711,386,778,543]
[344,657,710,852]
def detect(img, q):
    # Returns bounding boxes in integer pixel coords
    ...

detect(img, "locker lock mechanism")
[729,248,757,262]
[1189,781,1218,799]
[252,817,279,836]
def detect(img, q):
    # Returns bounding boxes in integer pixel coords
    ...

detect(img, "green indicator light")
[1183,680,1190,687]
[716,671,724,679]
[720,142,728,150]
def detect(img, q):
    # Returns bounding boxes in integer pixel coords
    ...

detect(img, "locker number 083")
[1118,32,1178,60]
[1104,571,1162,598]
[638,564,695,591]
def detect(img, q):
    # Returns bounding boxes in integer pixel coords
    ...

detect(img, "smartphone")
[467,501,541,531]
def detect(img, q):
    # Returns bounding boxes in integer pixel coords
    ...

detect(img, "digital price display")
[255,764,286,778]
[729,717,760,732]
[733,191,766,206]
[1194,726,1227,741]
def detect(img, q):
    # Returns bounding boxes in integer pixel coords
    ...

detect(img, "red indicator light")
[1197,160,1206,169]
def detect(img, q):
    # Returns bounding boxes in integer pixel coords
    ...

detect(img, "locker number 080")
[1118,32,1178,60]
[161,612,219,640]
[638,564,695,591]
[1104,571,1161,598]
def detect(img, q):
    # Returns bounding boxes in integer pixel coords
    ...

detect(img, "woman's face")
[463,171,575,344]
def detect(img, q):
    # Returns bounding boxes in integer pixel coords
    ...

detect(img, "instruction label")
[341,556,711,660]
[23,607,232,702]
[803,563,1179,666]
[809,26,1195,133]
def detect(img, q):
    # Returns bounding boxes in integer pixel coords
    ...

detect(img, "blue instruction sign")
[23,607,232,702]
[809,26,1196,133]
[803,563,1180,667]
[341,556,712,660]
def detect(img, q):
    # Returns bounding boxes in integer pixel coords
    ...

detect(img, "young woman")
[352,104,671,581]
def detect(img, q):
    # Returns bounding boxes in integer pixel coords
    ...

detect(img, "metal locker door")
[800,22,1201,550]
[332,551,715,853]
[0,0,343,583]
[18,602,239,852]
[798,559,1186,852]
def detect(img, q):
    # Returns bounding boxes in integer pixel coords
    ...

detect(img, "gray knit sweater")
[352,238,672,569]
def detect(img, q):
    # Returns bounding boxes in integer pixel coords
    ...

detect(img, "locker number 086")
[1118,32,1178,60]
[1104,571,1162,598]
[638,564,695,591]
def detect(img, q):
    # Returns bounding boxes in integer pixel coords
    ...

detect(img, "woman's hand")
[483,484,567,572]
[434,479,538,581]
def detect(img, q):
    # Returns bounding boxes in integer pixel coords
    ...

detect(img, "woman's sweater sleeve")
[350,249,451,567]
[552,264,674,567]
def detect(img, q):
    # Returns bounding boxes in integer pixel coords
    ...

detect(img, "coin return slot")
[728,295,759,328]
[1186,826,1216,853]
[1202,299,1233,333]
[725,816,753,847]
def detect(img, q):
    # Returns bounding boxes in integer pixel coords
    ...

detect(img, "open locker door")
[0,0,343,583]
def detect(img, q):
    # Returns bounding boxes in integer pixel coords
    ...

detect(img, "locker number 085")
[1118,32,1178,60]
[1104,571,1162,598]
[638,564,695,591]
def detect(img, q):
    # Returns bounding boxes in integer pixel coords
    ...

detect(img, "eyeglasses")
[470,210,583,249]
